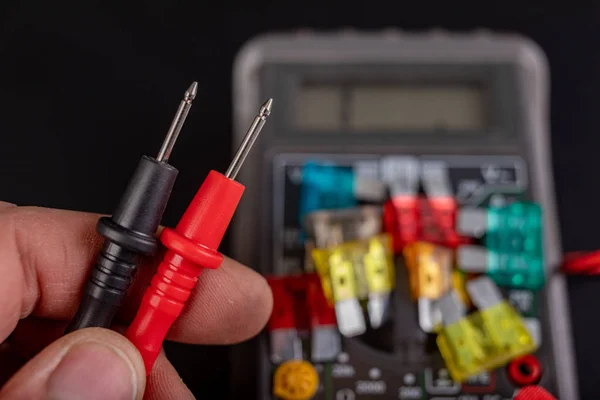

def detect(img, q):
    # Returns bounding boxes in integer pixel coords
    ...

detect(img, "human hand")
[0,202,273,399]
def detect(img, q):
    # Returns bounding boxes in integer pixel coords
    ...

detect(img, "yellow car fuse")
[311,225,360,305]
[363,234,395,328]
[306,206,383,302]
[311,247,335,304]
[349,247,370,301]
[467,276,536,357]
[312,234,395,334]
[436,277,536,382]
[329,250,358,302]
[364,235,395,294]
[325,247,366,337]
[436,290,488,381]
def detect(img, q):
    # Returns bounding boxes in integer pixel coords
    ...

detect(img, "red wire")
[562,250,600,274]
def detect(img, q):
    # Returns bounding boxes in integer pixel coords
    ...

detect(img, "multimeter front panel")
[231,34,577,400]
[270,152,549,400]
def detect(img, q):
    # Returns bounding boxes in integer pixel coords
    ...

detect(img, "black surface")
[1,1,600,399]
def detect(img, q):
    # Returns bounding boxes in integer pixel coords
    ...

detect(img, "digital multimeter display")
[231,33,578,400]
[295,84,486,132]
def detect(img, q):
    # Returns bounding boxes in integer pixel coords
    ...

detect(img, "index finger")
[0,203,272,345]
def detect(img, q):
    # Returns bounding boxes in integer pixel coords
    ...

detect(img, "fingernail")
[46,342,137,400]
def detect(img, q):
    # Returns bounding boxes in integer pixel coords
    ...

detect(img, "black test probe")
[66,82,198,332]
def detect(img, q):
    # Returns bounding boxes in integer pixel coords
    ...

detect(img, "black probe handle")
[66,156,178,333]
[65,224,153,332]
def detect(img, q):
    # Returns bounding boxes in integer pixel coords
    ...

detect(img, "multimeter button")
[462,371,496,392]
[273,360,319,400]
[508,355,542,386]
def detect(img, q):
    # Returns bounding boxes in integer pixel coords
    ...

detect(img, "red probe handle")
[125,247,222,372]
[125,170,245,374]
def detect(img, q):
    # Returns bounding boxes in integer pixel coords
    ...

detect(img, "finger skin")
[0,205,272,345]
[0,203,272,399]
[0,205,102,341]
[0,328,146,400]
[1,322,200,400]
[123,256,274,345]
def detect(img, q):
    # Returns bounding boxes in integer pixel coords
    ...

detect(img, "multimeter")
[229,31,578,400]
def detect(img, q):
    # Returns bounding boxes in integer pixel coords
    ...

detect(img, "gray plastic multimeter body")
[229,31,578,400]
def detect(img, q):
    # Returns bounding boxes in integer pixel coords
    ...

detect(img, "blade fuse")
[436,290,488,382]
[326,248,366,337]
[267,274,341,364]
[311,248,336,307]
[457,201,544,290]
[312,235,366,337]
[305,206,383,304]
[363,234,396,328]
[299,162,386,235]
[304,206,383,249]
[403,241,453,333]
[305,274,341,363]
[420,161,463,248]
[311,234,395,336]
[381,157,420,252]
[467,276,537,356]
[267,276,303,364]
[403,242,453,301]
[436,278,536,382]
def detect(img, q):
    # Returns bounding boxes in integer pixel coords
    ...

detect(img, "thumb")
[0,328,146,400]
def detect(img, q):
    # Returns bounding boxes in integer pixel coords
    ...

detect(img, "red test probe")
[125,98,273,373]
[562,251,600,274]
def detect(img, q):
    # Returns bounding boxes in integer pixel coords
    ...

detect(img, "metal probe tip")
[156,81,198,163]
[260,98,273,117]
[225,98,273,180]
[185,81,198,102]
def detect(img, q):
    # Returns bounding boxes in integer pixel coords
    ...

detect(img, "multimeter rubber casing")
[229,31,578,400]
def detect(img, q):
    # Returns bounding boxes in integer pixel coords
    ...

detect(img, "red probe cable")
[125,99,273,373]
[562,250,600,274]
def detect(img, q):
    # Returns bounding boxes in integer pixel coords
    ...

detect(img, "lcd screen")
[294,85,342,130]
[349,85,485,131]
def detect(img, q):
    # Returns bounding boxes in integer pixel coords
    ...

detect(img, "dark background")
[1,1,600,398]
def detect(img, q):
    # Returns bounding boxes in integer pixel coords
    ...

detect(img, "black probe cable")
[66,82,198,333]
